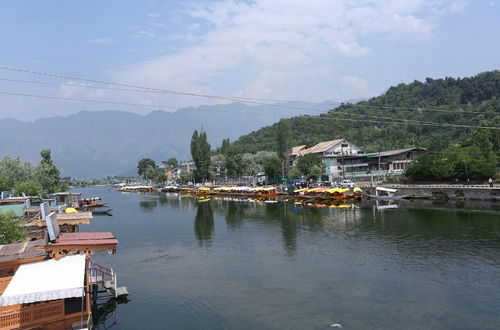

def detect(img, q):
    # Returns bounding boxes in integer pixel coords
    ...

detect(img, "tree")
[13,180,43,196]
[0,156,34,191]
[179,169,194,184]
[288,167,301,179]
[220,138,231,154]
[308,165,323,180]
[296,153,322,176]
[0,211,26,244]
[405,146,497,181]
[276,119,293,176]
[36,150,62,194]
[190,130,211,182]
[137,158,156,177]
[263,157,282,183]
[224,145,244,177]
[210,154,226,178]
[164,157,178,168]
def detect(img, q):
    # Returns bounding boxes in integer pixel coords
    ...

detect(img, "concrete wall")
[368,185,500,201]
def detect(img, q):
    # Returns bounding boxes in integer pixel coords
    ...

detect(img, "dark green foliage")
[296,154,322,176]
[190,130,211,182]
[405,146,497,181]
[224,145,244,177]
[164,157,178,168]
[0,151,65,196]
[276,119,293,174]
[37,150,62,193]
[288,167,301,179]
[308,165,323,180]
[263,157,282,182]
[0,211,26,244]
[137,158,156,177]
[233,71,500,161]
[220,138,231,154]
[13,180,43,196]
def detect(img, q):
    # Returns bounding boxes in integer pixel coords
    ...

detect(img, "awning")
[0,254,86,306]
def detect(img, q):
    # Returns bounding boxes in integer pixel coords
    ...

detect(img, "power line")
[1,77,497,127]
[0,66,497,116]
[0,78,466,125]
[343,103,497,115]
[1,90,499,131]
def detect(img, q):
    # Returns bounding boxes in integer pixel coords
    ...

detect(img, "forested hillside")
[234,71,500,154]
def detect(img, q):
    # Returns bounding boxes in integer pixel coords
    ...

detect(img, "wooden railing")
[0,300,64,329]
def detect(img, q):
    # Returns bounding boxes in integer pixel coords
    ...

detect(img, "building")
[290,145,309,167]
[365,148,427,173]
[291,139,427,181]
[291,139,364,180]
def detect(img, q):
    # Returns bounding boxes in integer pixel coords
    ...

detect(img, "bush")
[0,211,26,244]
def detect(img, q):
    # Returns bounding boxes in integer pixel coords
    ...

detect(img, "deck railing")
[0,300,64,329]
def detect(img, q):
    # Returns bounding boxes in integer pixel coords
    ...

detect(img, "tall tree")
[190,130,211,182]
[276,119,293,177]
[36,150,61,194]
[225,145,244,177]
[220,138,231,154]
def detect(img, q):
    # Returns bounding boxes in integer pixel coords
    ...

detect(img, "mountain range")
[0,101,339,177]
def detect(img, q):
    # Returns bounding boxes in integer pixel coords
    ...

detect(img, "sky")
[0,0,499,121]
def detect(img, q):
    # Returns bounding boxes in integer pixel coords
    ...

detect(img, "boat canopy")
[0,255,85,306]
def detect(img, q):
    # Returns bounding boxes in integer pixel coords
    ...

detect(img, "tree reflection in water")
[194,202,214,246]
[139,199,158,213]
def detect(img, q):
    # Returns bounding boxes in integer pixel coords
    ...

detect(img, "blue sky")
[0,0,499,120]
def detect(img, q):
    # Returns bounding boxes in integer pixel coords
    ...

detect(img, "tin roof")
[50,232,118,247]
[291,145,308,156]
[0,240,47,263]
[304,139,344,154]
[365,147,427,158]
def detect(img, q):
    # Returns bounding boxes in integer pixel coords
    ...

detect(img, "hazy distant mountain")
[0,101,339,177]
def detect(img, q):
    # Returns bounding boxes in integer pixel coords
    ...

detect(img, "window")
[64,297,86,315]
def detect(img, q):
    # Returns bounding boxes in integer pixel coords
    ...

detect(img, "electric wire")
[1,90,498,131]
[0,78,472,125]
[0,66,498,116]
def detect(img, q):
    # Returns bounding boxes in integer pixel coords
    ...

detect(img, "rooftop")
[365,147,427,158]
[0,240,47,263]
[303,139,344,154]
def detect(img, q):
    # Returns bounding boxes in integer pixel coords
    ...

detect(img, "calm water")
[77,186,500,330]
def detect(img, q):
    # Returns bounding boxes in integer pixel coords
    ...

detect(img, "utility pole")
[342,149,345,179]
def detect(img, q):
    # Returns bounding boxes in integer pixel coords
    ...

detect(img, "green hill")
[234,71,500,154]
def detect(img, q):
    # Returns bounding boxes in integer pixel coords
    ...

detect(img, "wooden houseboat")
[0,202,126,330]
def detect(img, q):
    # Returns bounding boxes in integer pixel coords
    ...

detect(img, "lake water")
[77,186,500,330]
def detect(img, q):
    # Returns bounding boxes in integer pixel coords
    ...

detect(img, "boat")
[366,187,409,200]
[92,208,113,216]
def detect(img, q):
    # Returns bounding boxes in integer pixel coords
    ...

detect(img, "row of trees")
[0,149,66,244]
[0,150,66,196]
[405,146,497,181]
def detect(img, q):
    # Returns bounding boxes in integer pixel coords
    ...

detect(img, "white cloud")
[342,76,369,91]
[111,0,466,106]
[88,38,114,44]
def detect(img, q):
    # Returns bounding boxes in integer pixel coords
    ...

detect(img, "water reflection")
[82,187,500,329]
[194,202,214,246]
[139,199,157,212]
